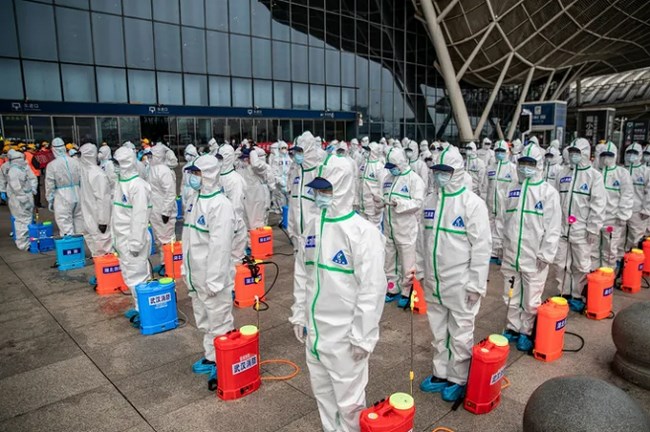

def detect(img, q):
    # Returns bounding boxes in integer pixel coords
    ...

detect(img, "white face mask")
[434,172,452,188]
[570,153,582,165]
[315,191,333,210]
[626,154,639,165]
[518,166,536,179]
[601,156,616,168]
[643,153,650,163]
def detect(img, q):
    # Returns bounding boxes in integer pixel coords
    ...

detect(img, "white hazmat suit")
[6,150,36,251]
[79,144,112,256]
[464,142,487,200]
[148,144,177,251]
[623,143,650,252]
[45,138,83,236]
[487,140,518,258]
[357,142,385,229]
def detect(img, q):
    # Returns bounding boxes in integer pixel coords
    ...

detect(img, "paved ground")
[0,205,649,432]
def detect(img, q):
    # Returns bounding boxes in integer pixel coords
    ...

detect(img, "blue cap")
[184,164,201,172]
[239,148,251,159]
[384,162,397,170]
[518,156,537,164]
[431,164,454,172]
[306,177,333,190]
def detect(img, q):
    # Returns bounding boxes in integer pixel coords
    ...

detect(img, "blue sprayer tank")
[135,278,179,335]
[55,235,86,270]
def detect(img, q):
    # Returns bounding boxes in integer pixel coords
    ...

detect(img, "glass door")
[97,117,119,147]
[52,117,75,144]
[196,118,211,147]
[75,117,97,144]
[212,118,226,146]
[3,115,29,142]
[119,117,140,144]
[29,116,53,144]
[177,117,196,155]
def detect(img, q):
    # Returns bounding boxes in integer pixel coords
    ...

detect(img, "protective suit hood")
[466,141,478,158]
[297,131,321,170]
[52,137,66,158]
[494,140,510,154]
[184,144,198,159]
[602,141,618,159]
[627,142,643,154]
[80,143,98,168]
[482,138,492,148]
[98,146,112,162]
[520,142,545,173]
[368,142,382,160]
[7,149,23,162]
[546,147,562,165]
[436,146,465,192]
[569,138,591,167]
[151,143,167,166]
[406,140,419,161]
[319,154,355,218]
[550,140,560,150]
[191,155,221,195]
[122,141,136,151]
[113,146,138,178]
[217,144,236,173]
[386,147,409,172]
[420,140,429,152]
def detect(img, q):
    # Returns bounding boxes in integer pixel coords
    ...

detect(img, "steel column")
[507,67,535,141]
[474,53,514,139]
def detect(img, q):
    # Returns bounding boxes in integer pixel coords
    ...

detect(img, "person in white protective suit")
[215,145,248,261]
[78,144,112,257]
[6,150,36,251]
[419,140,432,162]
[181,155,236,389]
[163,143,179,171]
[544,146,562,188]
[496,144,561,352]
[207,138,219,156]
[98,145,117,194]
[270,141,292,213]
[622,143,650,253]
[357,142,386,230]
[552,138,606,313]
[643,144,650,167]
[593,141,608,171]
[181,144,199,210]
[349,138,364,169]
[591,142,633,270]
[487,140,518,261]
[477,137,495,167]
[419,145,491,403]
[122,141,149,181]
[239,147,273,229]
[406,140,429,189]
[148,144,177,271]
[111,147,152,323]
[462,142,487,200]
[510,139,523,164]
[45,137,83,236]
[290,154,387,432]
[382,147,425,308]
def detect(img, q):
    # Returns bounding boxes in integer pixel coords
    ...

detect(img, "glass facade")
[0,0,516,144]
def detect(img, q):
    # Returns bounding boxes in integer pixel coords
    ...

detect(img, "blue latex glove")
[0,192,6,201]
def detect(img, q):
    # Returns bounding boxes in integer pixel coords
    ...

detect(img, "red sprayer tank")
[359,393,415,432]
[162,241,183,279]
[214,325,261,401]
[234,260,266,308]
[621,248,644,294]
[250,226,273,259]
[93,253,127,295]
[464,334,510,415]
[586,267,615,320]
[642,238,650,276]
[533,297,569,363]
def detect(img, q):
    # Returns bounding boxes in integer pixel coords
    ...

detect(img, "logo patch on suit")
[369,172,375,179]
[424,209,435,219]
[509,189,521,198]
[535,201,543,210]
[579,183,589,192]
[305,235,316,248]
[452,216,465,228]
[293,176,300,185]
[505,174,512,179]
[400,185,409,193]
[197,215,206,226]
[121,194,128,203]
[612,180,620,187]
[332,250,349,265]
[187,203,193,213]
[638,177,644,184]
[488,171,496,177]
[560,176,572,184]
[306,188,314,196]
[383,182,392,189]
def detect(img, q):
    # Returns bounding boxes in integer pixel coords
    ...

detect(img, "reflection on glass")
[97,67,127,103]
[310,85,325,111]
[153,0,179,23]
[62,65,96,103]
[326,87,340,111]
[177,117,195,147]
[76,117,97,144]
[53,117,75,144]
[232,78,252,107]
[241,118,254,142]
[206,0,228,31]
[119,117,141,143]
[181,0,204,27]
[97,117,119,146]
[23,61,62,101]
[207,31,230,75]
[17,1,57,61]
[196,118,211,146]
[30,117,53,144]
[184,74,208,106]
[3,116,29,142]
[92,13,125,67]
[125,18,154,68]
[272,41,291,80]
[230,35,252,77]
[254,119,268,142]
[252,38,272,79]
[157,72,183,105]
[229,0,251,35]
[254,80,273,108]
[209,76,232,106]
[155,23,181,72]
[0,59,23,100]
[182,27,207,74]
[212,118,226,143]
[128,70,156,104]
[56,8,93,64]
[274,82,291,109]
[293,84,309,109]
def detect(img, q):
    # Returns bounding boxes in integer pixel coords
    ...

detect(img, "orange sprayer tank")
[234,261,266,308]
[464,334,510,415]
[643,238,650,276]
[250,226,273,259]
[586,267,615,320]
[359,393,415,432]
[93,254,127,295]
[533,297,569,363]
[412,279,426,314]
[214,325,261,401]
[622,248,644,294]
[162,241,183,279]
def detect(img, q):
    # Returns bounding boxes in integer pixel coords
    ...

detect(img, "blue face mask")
[518,166,536,179]
[294,153,304,165]
[495,152,507,161]
[188,173,202,191]
[315,192,333,210]
[390,167,401,176]
[434,172,452,188]
[570,153,582,165]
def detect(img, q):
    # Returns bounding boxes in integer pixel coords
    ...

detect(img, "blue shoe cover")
[89,276,97,286]
[385,293,399,303]
[124,308,138,319]
[397,296,410,308]
[516,334,533,352]
[419,375,449,393]
[568,298,585,313]
[441,383,465,402]
[130,315,140,329]
[490,256,502,265]
[192,357,216,375]
[503,329,520,343]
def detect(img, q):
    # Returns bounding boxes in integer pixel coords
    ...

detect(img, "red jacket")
[34,148,54,170]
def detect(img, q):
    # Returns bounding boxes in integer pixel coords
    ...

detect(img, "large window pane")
[0,6,19,57]
[251,0,270,38]
[341,52,355,87]
[293,83,309,109]
[273,41,290,80]
[274,81,291,109]
[326,50,340,86]
[97,117,119,146]
[254,80,272,108]
[271,18,290,42]
[124,0,151,19]
[232,78,252,106]
[96,67,127,102]
[309,47,325,84]
[207,31,230,75]
[119,117,140,143]
[125,18,154,68]
[62,64,96,102]
[342,87,355,111]
[0,59,24,100]
[326,86,340,111]
[292,44,308,82]
[91,0,121,14]
[57,8,93,63]
[229,0,250,35]
[157,72,182,104]
[23,61,61,101]
[152,0,179,23]
[252,38,271,79]
[17,1,57,60]
[181,0,204,27]
[155,23,181,71]
[209,76,231,106]
[230,35,251,77]
[92,13,125,66]
[206,0,228,31]
[182,27,206,73]
[184,74,208,106]
[128,70,156,103]
[311,85,325,110]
